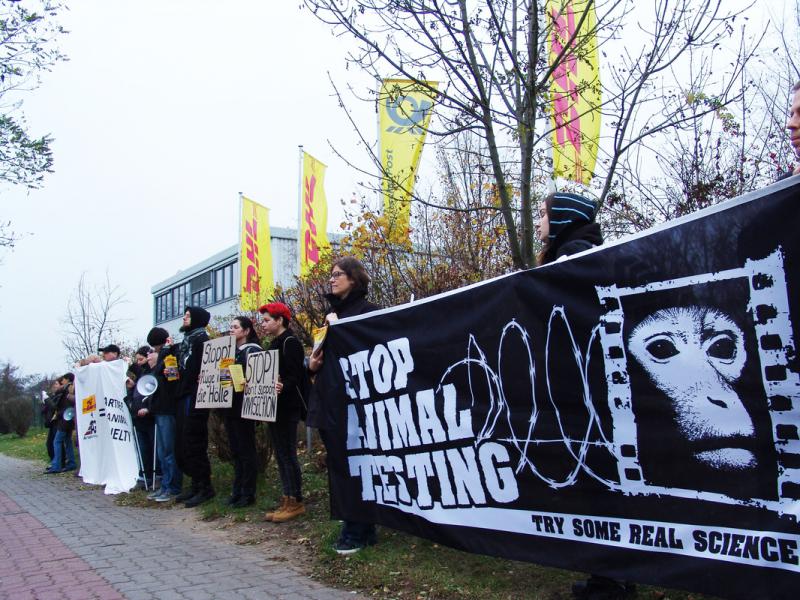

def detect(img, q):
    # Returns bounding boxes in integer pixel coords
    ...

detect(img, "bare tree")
[303,0,755,268]
[62,272,129,364]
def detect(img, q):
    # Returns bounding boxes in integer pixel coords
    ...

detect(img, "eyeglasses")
[330,271,347,279]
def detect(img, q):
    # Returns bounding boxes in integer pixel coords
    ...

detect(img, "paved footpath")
[0,454,359,600]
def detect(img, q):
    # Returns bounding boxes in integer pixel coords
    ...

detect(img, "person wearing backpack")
[259,302,306,522]
[222,316,264,508]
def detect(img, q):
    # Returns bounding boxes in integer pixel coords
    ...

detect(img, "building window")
[215,269,224,302]
[155,262,238,324]
[224,263,233,299]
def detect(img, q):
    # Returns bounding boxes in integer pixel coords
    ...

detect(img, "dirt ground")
[152,497,326,579]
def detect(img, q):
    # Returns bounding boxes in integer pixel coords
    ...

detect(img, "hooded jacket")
[543,220,603,263]
[178,306,211,399]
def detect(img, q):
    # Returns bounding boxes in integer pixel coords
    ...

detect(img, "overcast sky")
[0,1,377,376]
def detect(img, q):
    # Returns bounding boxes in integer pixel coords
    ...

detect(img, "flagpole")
[297,145,304,277]
[238,192,243,310]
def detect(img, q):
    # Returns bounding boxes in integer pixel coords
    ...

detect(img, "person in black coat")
[222,316,263,508]
[259,302,306,522]
[536,191,602,265]
[174,306,215,507]
[45,373,76,474]
[537,194,635,600]
[307,256,380,554]
[138,327,184,502]
[126,346,158,490]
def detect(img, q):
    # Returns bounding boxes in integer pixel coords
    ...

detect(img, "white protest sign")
[195,335,236,409]
[241,350,279,422]
[74,359,138,494]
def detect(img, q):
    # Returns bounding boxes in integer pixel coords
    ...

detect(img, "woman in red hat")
[258,301,306,522]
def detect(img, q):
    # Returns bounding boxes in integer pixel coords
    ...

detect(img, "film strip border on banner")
[595,248,800,516]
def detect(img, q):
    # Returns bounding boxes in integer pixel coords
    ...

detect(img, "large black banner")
[319,178,800,599]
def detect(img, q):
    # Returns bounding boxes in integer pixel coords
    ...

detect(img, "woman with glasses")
[307,256,380,554]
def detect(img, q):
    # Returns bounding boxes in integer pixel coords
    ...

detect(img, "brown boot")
[272,497,305,523]
[264,496,288,522]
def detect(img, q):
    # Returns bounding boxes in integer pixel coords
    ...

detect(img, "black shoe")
[225,494,241,506]
[333,535,376,555]
[174,488,197,503]
[231,495,255,508]
[43,468,63,474]
[572,576,633,600]
[184,487,216,508]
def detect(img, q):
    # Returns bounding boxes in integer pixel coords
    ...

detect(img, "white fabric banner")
[74,360,139,494]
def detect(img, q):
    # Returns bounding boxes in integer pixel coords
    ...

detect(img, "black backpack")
[283,336,310,422]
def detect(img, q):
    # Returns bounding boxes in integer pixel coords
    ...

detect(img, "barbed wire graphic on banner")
[434,248,800,517]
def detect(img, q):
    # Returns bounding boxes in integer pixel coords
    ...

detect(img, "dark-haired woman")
[538,194,634,600]
[223,316,263,508]
[259,302,306,522]
[307,256,380,554]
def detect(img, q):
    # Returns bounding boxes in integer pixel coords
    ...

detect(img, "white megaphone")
[136,374,159,398]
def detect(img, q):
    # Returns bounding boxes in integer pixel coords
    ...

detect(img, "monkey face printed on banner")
[627,306,754,471]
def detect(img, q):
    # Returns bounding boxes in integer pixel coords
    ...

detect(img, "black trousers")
[269,419,302,499]
[319,428,374,543]
[175,395,212,488]
[46,425,57,461]
[223,411,257,497]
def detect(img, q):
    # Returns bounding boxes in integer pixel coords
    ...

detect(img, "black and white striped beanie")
[548,192,597,241]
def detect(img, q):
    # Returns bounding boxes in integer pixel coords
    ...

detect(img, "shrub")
[0,396,33,437]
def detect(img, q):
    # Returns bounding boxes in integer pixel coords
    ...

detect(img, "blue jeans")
[155,414,182,494]
[51,429,75,471]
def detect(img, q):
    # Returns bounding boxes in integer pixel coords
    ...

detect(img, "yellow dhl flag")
[548,0,601,185]
[300,152,330,277]
[379,79,438,240]
[239,196,274,311]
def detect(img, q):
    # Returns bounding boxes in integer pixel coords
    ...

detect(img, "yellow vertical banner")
[379,79,438,240]
[239,196,274,311]
[300,152,330,277]
[548,0,601,185]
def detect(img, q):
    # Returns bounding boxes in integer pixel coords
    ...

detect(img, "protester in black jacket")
[259,302,306,522]
[43,380,62,465]
[222,316,262,508]
[173,306,215,507]
[307,256,380,554]
[537,194,635,600]
[45,373,76,474]
[140,327,184,502]
[536,192,603,266]
[126,346,156,490]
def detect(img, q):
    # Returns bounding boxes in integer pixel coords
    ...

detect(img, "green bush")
[0,396,33,437]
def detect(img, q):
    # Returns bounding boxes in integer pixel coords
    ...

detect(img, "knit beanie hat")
[146,327,169,347]
[547,192,597,241]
